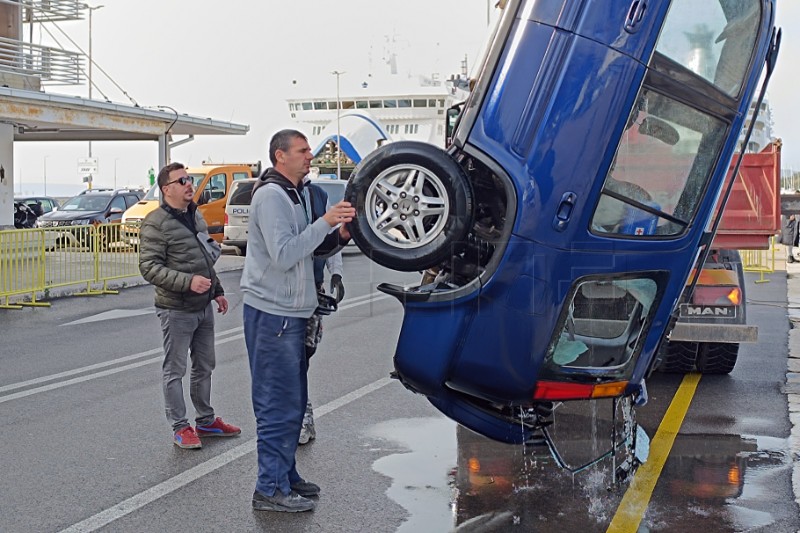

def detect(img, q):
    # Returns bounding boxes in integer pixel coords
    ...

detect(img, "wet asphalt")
[0,253,798,532]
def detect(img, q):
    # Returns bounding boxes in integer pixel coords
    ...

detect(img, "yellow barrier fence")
[0,223,140,310]
[740,236,777,284]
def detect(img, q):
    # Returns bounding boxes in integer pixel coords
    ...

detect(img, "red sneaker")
[196,417,241,437]
[174,426,202,449]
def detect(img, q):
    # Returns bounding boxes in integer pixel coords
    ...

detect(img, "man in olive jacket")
[139,162,240,449]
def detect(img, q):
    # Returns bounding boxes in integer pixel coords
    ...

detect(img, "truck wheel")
[696,343,739,374]
[345,141,474,272]
[657,341,698,373]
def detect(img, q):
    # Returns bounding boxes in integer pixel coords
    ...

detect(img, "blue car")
[346,0,779,445]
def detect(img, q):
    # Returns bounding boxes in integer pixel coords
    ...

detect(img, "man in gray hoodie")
[241,129,355,513]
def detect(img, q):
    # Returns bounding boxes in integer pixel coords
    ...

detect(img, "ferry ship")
[286,63,471,179]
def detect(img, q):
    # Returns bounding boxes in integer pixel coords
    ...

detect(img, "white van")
[223,177,356,256]
[223,178,257,255]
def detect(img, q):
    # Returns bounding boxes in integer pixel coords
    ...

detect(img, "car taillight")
[224,213,228,225]
[692,286,741,306]
[533,380,628,401]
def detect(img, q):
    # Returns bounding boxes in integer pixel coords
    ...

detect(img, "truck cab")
[345,0,778,444]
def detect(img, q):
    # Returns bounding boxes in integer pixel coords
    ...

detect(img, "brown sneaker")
[173,426,202,449]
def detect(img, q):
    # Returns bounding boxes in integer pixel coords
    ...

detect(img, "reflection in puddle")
[368,414,792,532]
[643,434,789,531]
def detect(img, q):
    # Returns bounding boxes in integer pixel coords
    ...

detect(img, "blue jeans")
[243,304,308,496]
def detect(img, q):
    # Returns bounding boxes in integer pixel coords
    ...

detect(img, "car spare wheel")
[345,141,474,271]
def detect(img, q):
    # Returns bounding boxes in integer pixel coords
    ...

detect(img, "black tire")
[345,141,474,271]
[657,341,698,373]
[696,342,739,374]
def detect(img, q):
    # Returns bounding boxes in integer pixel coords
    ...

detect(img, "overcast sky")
[12,0,800,194]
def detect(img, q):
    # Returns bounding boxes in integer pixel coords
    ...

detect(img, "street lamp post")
[86,4,104,173]
[43,156,49,195]
[331,70,345,180]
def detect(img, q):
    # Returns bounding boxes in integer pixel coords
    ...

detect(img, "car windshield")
[60,195,112,212]
[143,184,160,201]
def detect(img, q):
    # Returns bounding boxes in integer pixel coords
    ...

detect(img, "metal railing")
[22,0,85,22]
[0,35,82,85]
[0,224,140,310]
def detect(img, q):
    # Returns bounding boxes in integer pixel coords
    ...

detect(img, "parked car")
[223,176,357,256]
[345,0,779,446]
[37,189,144,249]
[223,178,256,255]
[14,195,60,217]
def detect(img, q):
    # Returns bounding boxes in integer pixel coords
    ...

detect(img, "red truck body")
[714,141,782,250]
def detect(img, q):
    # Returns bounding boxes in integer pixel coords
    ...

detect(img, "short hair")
[157,162,186,188]
[269,129,307,165]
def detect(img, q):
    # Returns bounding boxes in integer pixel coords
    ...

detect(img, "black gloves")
[330,274,345,303]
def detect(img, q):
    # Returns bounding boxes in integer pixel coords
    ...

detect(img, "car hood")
[122,200,158,222]
[41,209,102,221]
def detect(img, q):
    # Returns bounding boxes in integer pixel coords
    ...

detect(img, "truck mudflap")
[669,323,758,343]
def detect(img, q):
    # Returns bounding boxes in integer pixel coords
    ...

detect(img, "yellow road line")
[607,372,702,532]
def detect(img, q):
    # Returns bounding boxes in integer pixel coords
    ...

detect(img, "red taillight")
[692,286,741,305]
[533,380,628,401]
[224,213,229,225]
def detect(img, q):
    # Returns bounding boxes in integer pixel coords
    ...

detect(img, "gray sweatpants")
[156,303,216,432]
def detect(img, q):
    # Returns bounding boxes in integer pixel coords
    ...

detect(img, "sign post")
[78,157,98,190]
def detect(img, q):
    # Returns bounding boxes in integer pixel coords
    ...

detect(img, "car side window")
[108,196,127,212]
[124,195,139,208]
[203,173,227,201]
[591,89,727,237]
[655,0,761,97]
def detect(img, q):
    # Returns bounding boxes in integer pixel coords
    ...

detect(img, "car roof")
[14,195,59,201]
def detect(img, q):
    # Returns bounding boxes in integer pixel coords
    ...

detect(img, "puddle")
[641,433,792,531]
[368,417,459,533]
[368,413,628,531]
[367,414,796,531]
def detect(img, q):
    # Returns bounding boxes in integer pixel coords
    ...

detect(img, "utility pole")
[86,3,104,185]
[331,70,345,179]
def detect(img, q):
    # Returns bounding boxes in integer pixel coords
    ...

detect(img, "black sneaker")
[290,480,321,497]
[252,490,315,512]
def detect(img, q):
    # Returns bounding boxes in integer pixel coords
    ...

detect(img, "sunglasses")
[164,176,192,187]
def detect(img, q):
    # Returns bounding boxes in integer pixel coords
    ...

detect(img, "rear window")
[229,182,256,206]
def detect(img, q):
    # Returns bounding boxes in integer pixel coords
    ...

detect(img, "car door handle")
[624,0,647,34]
[552,192,577,232]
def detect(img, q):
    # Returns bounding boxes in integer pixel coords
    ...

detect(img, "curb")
[785,260,800,511]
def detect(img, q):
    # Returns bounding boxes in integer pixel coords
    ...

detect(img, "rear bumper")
[669,323,757,343]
